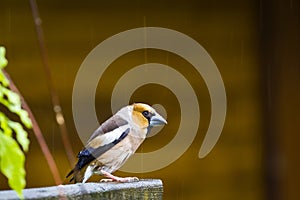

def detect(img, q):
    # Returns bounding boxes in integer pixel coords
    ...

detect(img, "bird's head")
[131,103,167,130]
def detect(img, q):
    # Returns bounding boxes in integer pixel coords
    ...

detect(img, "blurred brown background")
[0,0,299,199]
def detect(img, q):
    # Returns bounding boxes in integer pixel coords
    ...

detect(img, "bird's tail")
[65,166,84,183]
[65,147,95,183]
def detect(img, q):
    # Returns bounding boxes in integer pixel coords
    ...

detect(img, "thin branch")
[29,0,76,166]
[3,70,62,185]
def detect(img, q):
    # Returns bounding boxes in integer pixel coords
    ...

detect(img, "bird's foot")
[100,170,139,183]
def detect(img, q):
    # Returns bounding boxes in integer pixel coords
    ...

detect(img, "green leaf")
[0,71,10,86]
[0,132,26,199]
[5,87,21,105]
[0,47,9,86]
[0,86,32,129]
[0,112,13,136]
[0,47,8,68]
[8,120,30,152]
[0,46,31,198]
[18,110,32,129]
[0,112,29,151]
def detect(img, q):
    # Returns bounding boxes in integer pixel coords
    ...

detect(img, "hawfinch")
[66,103,167,183]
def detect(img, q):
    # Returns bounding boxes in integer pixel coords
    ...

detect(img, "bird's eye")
[142,111,150,118]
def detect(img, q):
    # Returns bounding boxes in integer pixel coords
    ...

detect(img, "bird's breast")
[93,134,145,174]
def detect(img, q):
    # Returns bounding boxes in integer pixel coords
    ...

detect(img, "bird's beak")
[150,113,167,127]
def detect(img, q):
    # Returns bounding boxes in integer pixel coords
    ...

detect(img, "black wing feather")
[66,128,130,182]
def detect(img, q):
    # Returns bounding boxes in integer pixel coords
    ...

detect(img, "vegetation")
[0,46,32,198]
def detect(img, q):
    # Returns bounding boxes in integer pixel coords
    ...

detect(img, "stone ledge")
[0,179,163,200]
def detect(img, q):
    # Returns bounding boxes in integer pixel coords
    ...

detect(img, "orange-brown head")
[131,103,167,129]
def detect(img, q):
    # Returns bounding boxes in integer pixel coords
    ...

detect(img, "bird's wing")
[87,114,128,142]
[77,126,130,170]
[66,116,130,183]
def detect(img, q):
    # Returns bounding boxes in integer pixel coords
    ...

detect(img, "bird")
[66,103,167,183]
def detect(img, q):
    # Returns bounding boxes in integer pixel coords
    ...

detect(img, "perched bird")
[66,103,167,183]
